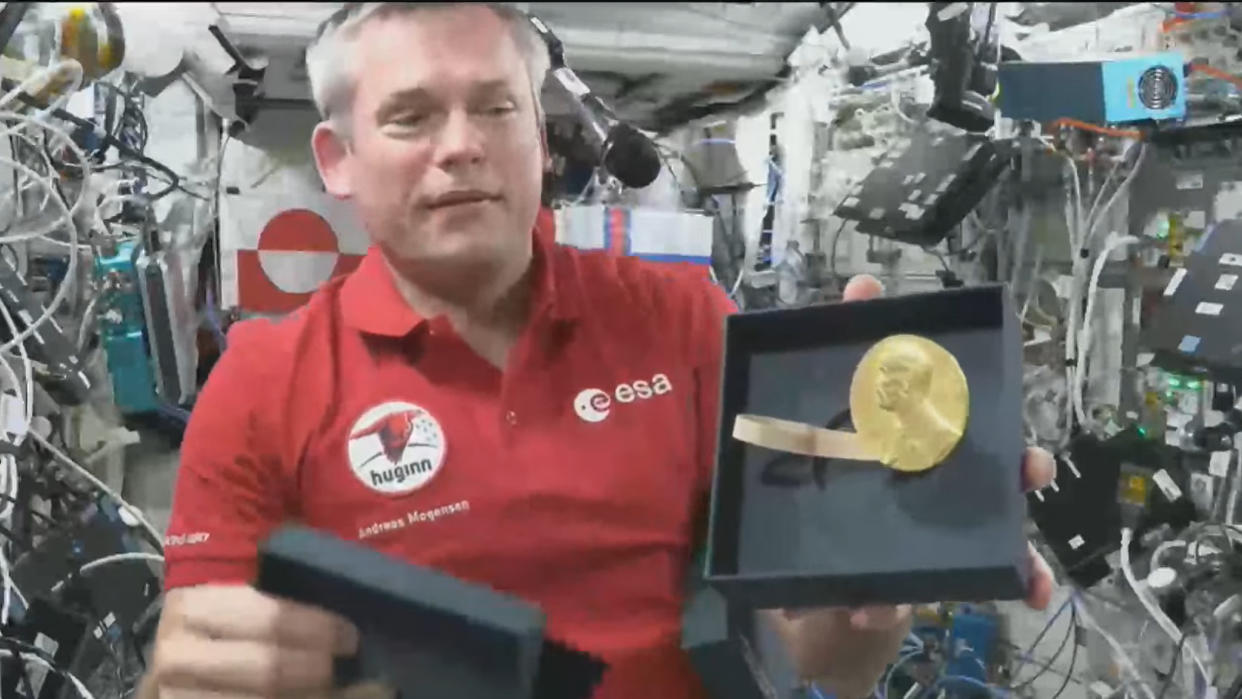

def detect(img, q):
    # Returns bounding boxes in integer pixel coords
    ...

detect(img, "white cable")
[1151,539,1187,569]
[1228,446,1241,526]
[0,297,33,531]
[49,552,165,594]
[0,544,17,626]
[1120,528,1210,689]
[0,648,95,699]
[1075,233,1140,429]
[1084,143,1146,251]
[1061,152,1084,431]
[0,59,83,115]
[0,293,35,445]
[0,154,80,354]
[29,431,162,548]
[890,85,919,125]
[0,108,94,231]
[1072,592,1157,699]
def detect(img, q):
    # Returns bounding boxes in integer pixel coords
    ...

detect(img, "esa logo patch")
[347,402,447,495]
[573,373,673,423]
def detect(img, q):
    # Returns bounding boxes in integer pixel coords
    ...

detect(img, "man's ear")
[539,123,552,172]
[311,121,353,199]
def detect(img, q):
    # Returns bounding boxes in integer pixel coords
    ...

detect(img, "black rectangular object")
[8,501,159,698]
[0,256,91,405]
[0,597,90,699]
[704,285,1030,608]
[1147,219,1242,383]
[997,61,1107,124]
[257,526,548,699]
[832,132,1010,246]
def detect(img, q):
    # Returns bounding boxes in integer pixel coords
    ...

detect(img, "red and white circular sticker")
[346,402,447,496]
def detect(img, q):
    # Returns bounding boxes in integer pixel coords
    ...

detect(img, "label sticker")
[1152,469,1183,501]
[552,67,592,98]
[1164,268,1187,296]
[1068,534,1085,550]
[1196,302,1224,316]
[1217,274,1238,291]
[1210,450,1232,478]
[1222,253,1242,268]
[1176,172,1204,190]
[1178,335,1201,353]
[1186,210,1206,229]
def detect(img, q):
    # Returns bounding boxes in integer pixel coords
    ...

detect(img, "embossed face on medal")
[849,335,969,473]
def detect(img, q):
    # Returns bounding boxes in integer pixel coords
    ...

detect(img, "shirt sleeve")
[163,320,292,590]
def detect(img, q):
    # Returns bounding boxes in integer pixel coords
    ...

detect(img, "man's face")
[323,7,545,279]
[876,360,912,411]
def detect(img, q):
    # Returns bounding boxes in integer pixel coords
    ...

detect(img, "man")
[143,4,1056,698]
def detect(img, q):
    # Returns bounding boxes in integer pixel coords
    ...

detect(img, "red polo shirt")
[165,230,734,698]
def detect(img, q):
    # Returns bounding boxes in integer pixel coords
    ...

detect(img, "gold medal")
[849,335,968,472]
[732,334,968,473]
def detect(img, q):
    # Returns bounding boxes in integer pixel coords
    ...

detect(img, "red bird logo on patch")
[350,409,435,468]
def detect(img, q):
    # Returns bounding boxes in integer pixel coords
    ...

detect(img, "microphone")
[529,15,663,189]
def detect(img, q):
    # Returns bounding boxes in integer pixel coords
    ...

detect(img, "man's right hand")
[141,584,363,699]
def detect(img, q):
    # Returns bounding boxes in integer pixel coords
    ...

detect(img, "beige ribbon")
[732,414,879,462]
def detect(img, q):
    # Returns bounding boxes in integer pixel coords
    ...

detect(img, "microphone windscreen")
[602,123,663,189]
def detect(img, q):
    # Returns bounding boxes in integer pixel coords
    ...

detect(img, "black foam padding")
[705,285,1030,608]
[257,526,547,699]
[832,132,1011,246]
[1147,218,1242,383]
[532,638,609,699]
[603,123,662,189]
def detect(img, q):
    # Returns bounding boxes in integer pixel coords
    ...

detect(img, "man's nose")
[434,110,485,168]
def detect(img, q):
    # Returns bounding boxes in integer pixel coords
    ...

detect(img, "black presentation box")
[257,526,605,699]
[704,285,1030,609]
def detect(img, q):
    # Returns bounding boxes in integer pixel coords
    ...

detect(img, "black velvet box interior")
[704,284,1031,609]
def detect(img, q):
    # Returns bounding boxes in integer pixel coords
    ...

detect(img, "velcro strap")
[732,414,878,462]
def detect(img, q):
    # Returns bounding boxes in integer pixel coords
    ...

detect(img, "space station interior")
[0,1,1238,698]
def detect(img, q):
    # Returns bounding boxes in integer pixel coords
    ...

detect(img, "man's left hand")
[776,276,1059,695]
[835,274,1057,624]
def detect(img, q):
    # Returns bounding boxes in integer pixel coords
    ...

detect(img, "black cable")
[4,86,201,201]
[828,218,849,289]
[1008,601,1076,691]
[0,635,91,698]
[823,2,854,50]
[976,2,998,63]
[1048,603,1079,699]
[921,246,952,273]
[1156,633,1189,699]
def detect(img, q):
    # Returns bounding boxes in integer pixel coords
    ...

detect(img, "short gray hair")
[305,3,551,129]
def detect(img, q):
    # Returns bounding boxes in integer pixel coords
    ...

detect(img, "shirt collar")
[341,227,579,338]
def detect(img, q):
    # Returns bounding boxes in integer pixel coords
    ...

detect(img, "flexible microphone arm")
[525,12,663,189]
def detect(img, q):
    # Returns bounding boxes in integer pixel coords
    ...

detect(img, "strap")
[732,414,878,462]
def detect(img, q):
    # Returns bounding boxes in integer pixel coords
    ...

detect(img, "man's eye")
[391,113,426,126]
[484,104,516,117]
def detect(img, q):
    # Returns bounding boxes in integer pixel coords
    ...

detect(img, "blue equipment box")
[95,242,159,415]
[999,52,1186,124]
